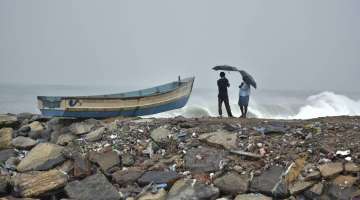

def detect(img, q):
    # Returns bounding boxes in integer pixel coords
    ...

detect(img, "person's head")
[220,72,225,78]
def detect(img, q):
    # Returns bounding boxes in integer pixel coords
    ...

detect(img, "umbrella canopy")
[212,65,239,72]
[239,70,257,89]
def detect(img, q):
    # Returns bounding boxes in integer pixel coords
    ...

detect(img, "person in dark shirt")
[217,72,233,117]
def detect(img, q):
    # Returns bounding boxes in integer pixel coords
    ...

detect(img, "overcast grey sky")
[0,0,359,92]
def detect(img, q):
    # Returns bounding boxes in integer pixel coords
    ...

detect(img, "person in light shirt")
[238,78,251,118]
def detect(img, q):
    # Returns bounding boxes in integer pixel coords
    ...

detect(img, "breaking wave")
[152,91,360,119]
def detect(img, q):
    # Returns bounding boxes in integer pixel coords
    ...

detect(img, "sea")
[1,83,360,120]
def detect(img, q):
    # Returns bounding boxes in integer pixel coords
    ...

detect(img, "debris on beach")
[0,113,359,199]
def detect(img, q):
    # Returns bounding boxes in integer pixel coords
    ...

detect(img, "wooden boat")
[37,77,195,118]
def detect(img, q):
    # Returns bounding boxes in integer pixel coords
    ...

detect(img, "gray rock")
[234,193,272,200]
[5,156,20,170]
[0,128,13,150]
[150,127,171,143]
[167,178,219,200]
[137,170,180,186]
[184,147,226,173]
[69,121,95,135]
[112,168,144,186]
[288,181,316,195]
[89,151,120,173]
[0,149,17,163]
[304,182,324,199]
[18,125,31,134]
[325,184,358,200]
[0,114,18,128]
[65,173,120,200]
[17,143,65,172]
[213,171,249,195]
[11,136,37,150]
[85,127,105,142]
[250,165,288,198]
[28,121,45,133]
[199,130,237,150]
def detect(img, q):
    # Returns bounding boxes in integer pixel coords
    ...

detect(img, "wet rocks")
[17,143,65,172]
[167,178,219,200]
[112,168,144,186]
[0,114,18,128]
[150,127,171,143]
[85,127,105,142]
[11,136,37,150]
[65,173,120,200]
[213,171,249,195]
[184,147,226,173]
[199,130,237,150]
[137,170,180,186]
[13,170,68,197]
[0,128,13,150]
[318,162,343,178]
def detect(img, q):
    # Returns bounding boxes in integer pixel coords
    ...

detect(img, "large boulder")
[17,143,65,172]
[0,114,18,128]
[199,130,237,150]
[0,128,13,150]
[167,178,219,200]
[65,173,120,200]
[137,170,180,186]
[13,170,68,198]
[213,171,249,195]
[318,162,343,178]
[184,147,226,173]
[11,136,37,150]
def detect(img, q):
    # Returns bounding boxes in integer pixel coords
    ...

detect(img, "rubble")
[0,114,359,199]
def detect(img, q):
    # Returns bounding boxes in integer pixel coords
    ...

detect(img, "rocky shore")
[0,113,359,200]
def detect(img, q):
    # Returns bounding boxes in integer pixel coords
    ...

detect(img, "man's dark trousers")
[218,96,233,117]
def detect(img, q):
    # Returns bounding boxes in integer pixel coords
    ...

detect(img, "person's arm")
[239,83,244,88]
[226,79,230,87]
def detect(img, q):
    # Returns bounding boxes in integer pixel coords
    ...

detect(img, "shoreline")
[0,113,359,199]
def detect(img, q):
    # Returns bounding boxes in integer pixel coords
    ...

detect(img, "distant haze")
[1,0,359,92]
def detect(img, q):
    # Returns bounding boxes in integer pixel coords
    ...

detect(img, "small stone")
[318,162,343,178]
[234,193,272,200]
[184,147,226,173]
[28,121,44,133]
[333,175,358,188]
[344,163,360,173]
[65,173,120,200]
[230,150,262,160]
[112,168,144,186]
[0,114,18,129]
[56,134,76,146]
[11,136,37,150]
[89,151,120,173]
[0,149,17,163]
[137,171,180,186]
[289,181,316,195]
[0,128,13,150]
[56,160,74,174]
[304,182,323,199]
[13,170,68,198]
[213,171,249,195]
[73,154,92,178]
[122,154,135,167]
[304,171,321,181]
[167,178,219,200]
[17,143,65,172]
[85,127,105,142]
[69,122,95,135]
[138,188,167,200]
[150,127,171,143]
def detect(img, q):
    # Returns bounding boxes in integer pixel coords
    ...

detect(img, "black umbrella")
[212,65,257,89]
[239,70,257,89]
